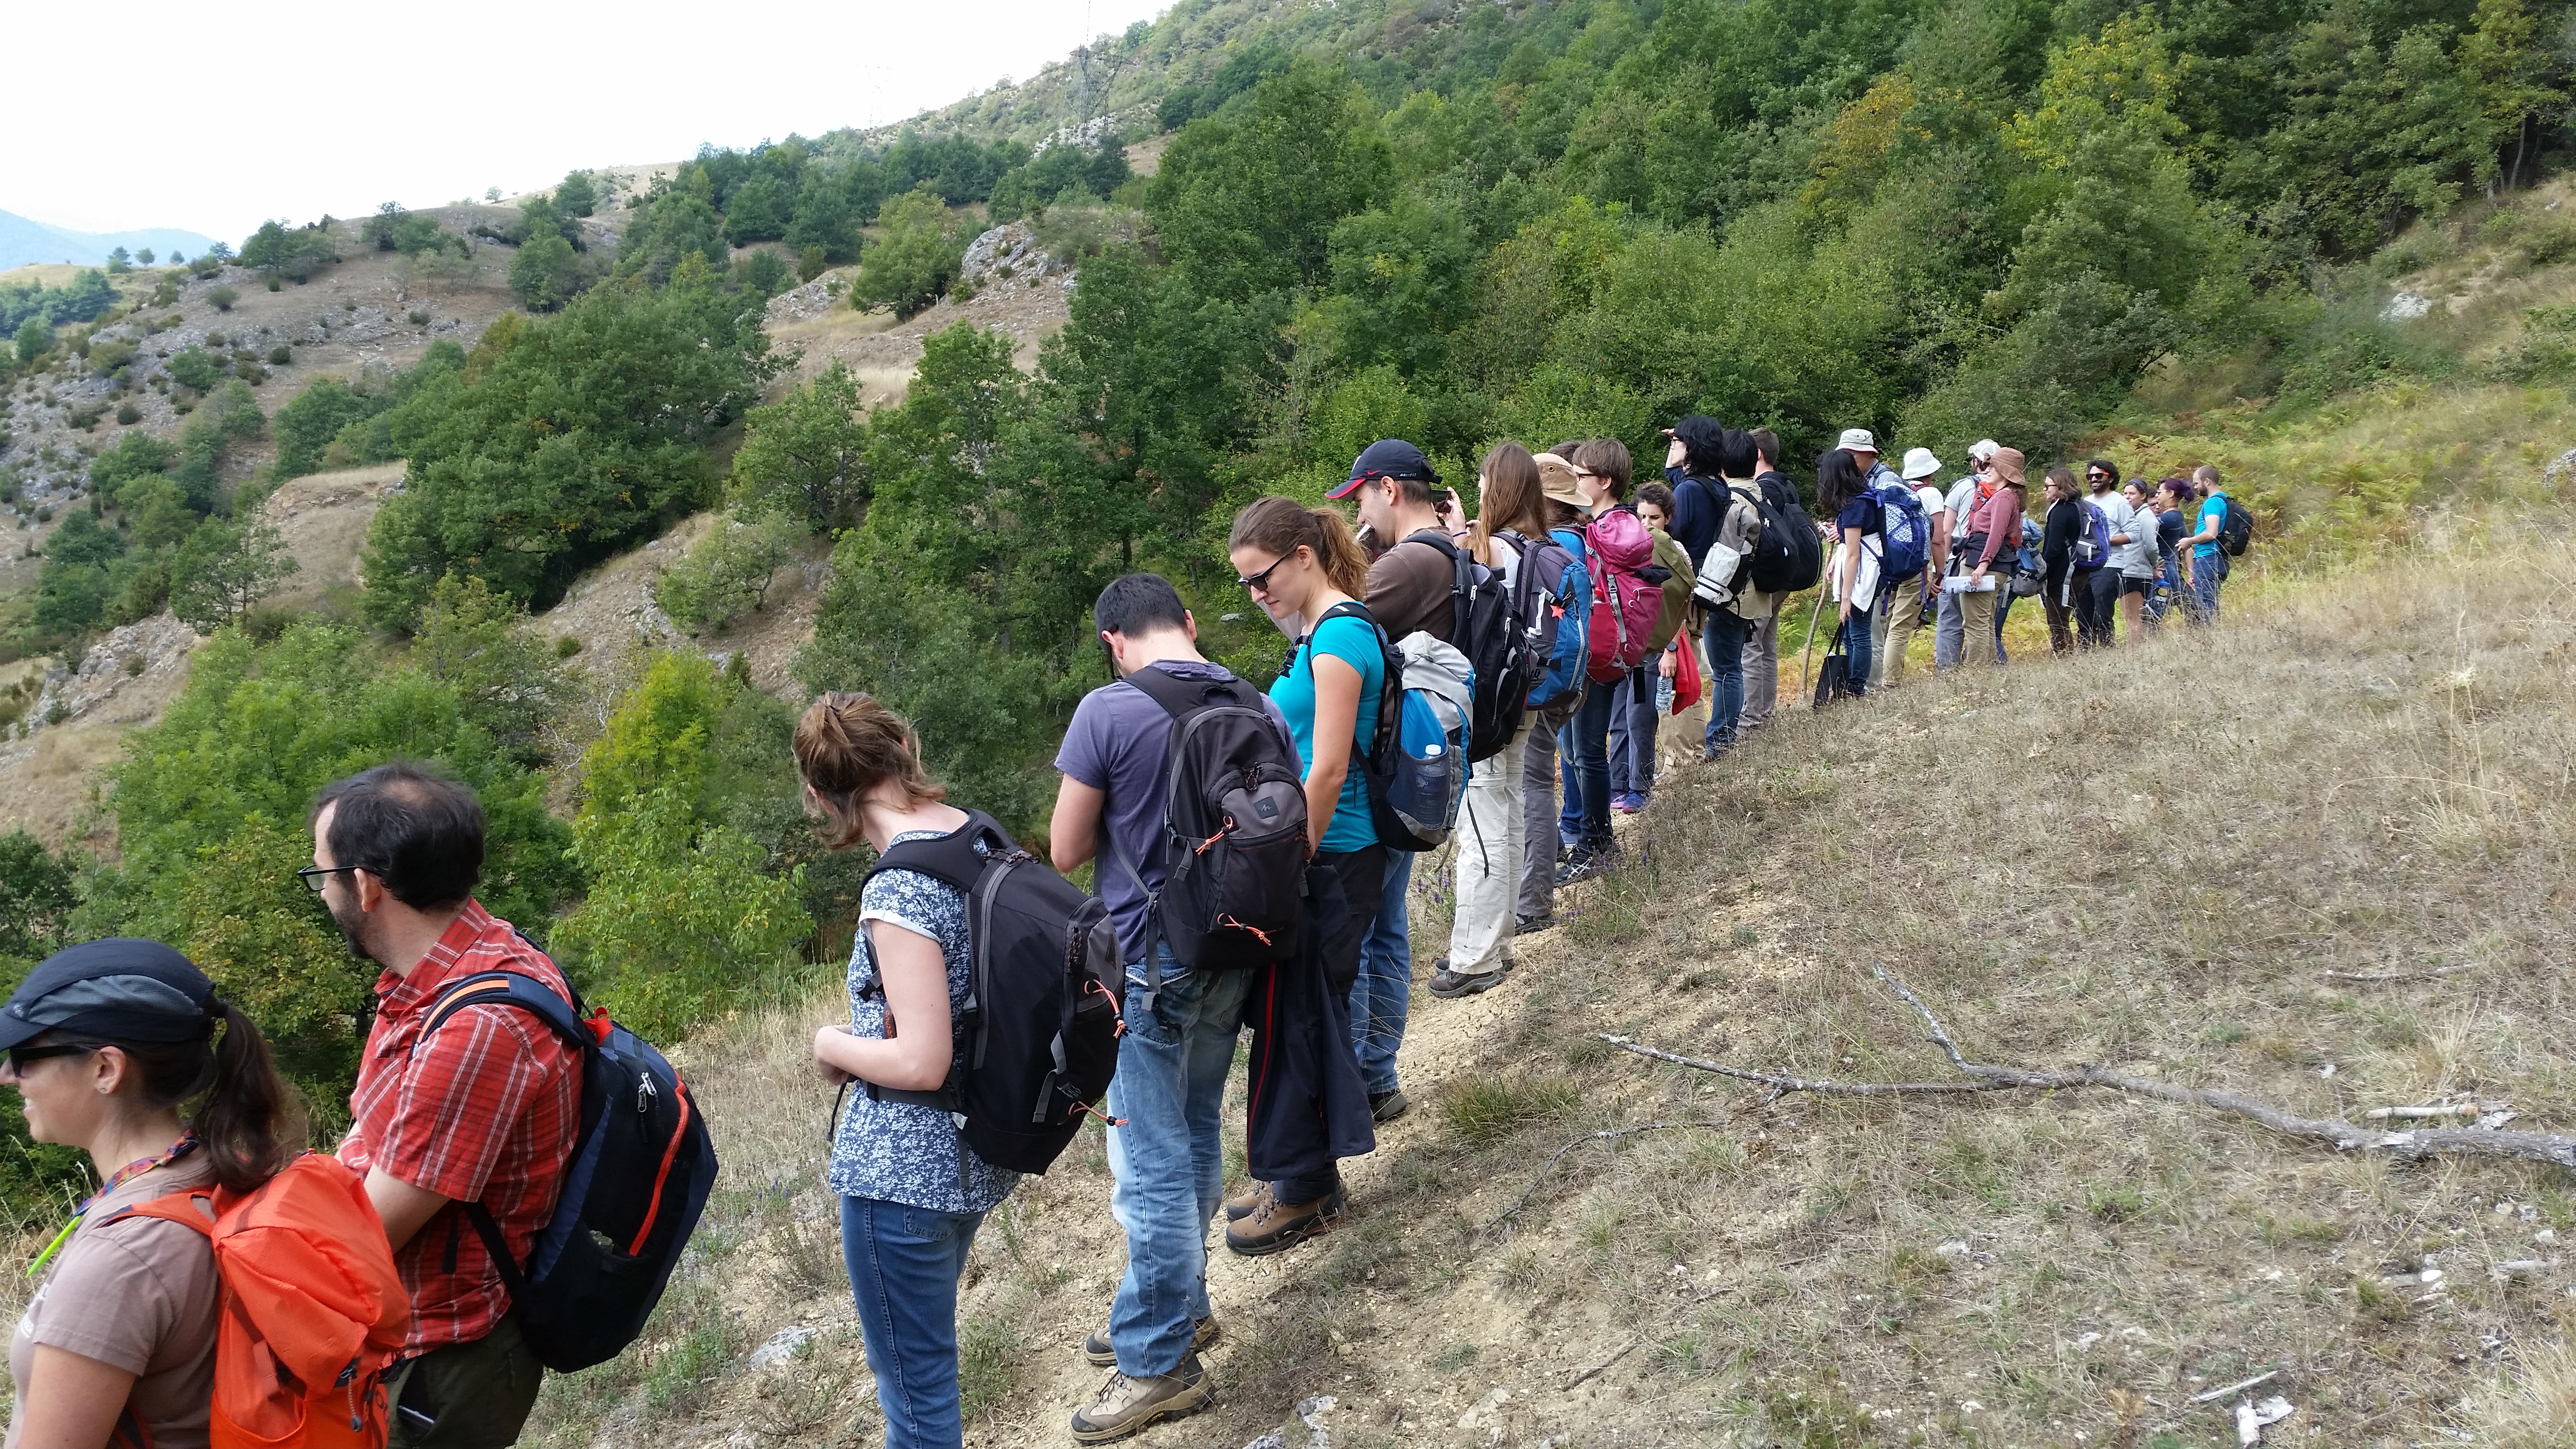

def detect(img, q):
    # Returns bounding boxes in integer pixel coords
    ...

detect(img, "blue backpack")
[1309,601,1474,852]
[1875,483,1931,580]
[1524,527,1591,711]
[2075,500,2112,570]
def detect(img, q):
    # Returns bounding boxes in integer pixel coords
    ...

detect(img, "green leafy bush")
[850,184,967,319]
[654,511,800,634]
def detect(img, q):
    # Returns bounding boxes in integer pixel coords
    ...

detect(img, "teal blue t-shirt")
[2195,494,2227,559]
[1271,612,1386,853]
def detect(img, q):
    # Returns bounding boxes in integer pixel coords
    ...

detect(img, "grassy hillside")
[519,497,2575,1448]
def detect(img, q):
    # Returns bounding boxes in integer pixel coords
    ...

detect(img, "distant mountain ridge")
[0,209,219,270]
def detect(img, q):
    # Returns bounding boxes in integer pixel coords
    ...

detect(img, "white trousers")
[1446,727,1525,976]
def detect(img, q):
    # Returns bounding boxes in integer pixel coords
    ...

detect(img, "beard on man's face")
[327,892,377,964]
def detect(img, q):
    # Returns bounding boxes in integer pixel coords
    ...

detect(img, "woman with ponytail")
[0,937,297,1449]
[1219,497,1385,1256]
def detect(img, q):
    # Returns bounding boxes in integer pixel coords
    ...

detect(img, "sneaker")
[1555,848,1621,887]
[1083,1316,1219,1368]
[1428,966,1505,998]
[1610,793,1638,815]
[1515,911,1558,935]
[1069,1356,1217,1443]
[1223,1179,1270,1223]
[1225,1186,1347,1256]
[1368,1088,1410,1122]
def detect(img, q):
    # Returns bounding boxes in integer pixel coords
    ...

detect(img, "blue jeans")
[1606,664,1658,797]
[1347,852,1412,1097]
[1564,680,1615,854]
[1703,611,1749,752]
[1838,594,1874,695]
[842,1195,988,1449]
[1105,952,1251,1377]
[2191,553,2222,623]
[1557,732,1580,848]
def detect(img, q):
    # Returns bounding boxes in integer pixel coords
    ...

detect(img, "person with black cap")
[1,938,296,1449]
[1322,439,1457,1127]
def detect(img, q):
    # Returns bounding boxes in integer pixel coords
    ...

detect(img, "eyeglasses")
[1236,556,1288,593]
[5,1044,96,1073]
[295,865,362,895]
[2086,471,2111,482]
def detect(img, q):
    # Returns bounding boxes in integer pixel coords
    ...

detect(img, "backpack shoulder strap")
[867,810,1015,895]
[107,1190,217,1238]
[1405,531,1477,646]
[1118,664,1253,720]
[421,971,593,1055]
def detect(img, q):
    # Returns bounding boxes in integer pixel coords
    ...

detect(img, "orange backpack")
[120,1153,411,1448]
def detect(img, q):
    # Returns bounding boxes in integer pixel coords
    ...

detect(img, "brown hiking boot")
[1224,1185,1347,1256]
[1223,1179,1271,1222]
[1068,1355,1216,1443]
[1083,1315,1219,1368]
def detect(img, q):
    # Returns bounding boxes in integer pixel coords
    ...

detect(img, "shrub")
[114,402,141,425]
[267,344,290,365]
[165,348,221,391]
[654,511,800,633]
[14,319,48,363]
[850,183,966,319]
[205,285,237,312]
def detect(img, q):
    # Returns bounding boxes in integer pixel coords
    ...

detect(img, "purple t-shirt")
[1054,660,1294,974]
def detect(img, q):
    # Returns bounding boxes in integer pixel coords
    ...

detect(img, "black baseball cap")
[0,938,216,1050]
[1327,439,1439,500]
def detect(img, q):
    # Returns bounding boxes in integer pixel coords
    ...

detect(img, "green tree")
[728,360,870,528]
[14,318,47,363]
[359,261,776,629]
[508,233,594,312]
[0,831,76,965]
[412,573,564,763]
[851,183,968,319]
[173,816,371,1089]
[555,169,599,219]
[272,376,379,478]
[1147,58,1396,299]
[169,518,298,633]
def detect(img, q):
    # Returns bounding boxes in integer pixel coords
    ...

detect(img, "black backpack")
[421,970,717,1373]
[1405,532,1525,763]
[2218,496,2253,556]
[1103,667,1309,989]
[1748,470,1823,594]
[858,810,1125,1176]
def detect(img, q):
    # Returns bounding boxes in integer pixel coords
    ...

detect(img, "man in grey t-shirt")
[1050,572,1290,1441]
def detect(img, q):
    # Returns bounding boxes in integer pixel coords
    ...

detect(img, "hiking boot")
[1428,964,1505,998]
[1069,1355,1216,1443]
[1223,1179,1271,1222]
[1082,1316,1219,1368]
[1556,850,1618,887]
[1225,1185,1347,1256]
[1368,1088,1410,1122]
[1515,911,1558,935]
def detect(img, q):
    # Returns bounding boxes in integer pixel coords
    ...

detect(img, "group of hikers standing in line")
[0,422,2254,1449]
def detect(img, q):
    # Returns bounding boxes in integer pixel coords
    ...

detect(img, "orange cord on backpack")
[1077,1100,1128,1128]
[1214,915,1274,947]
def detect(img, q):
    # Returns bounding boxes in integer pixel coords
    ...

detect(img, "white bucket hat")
[1836,427,1877,453]
[1968,438,1999,464]
[1900,447,1941,481]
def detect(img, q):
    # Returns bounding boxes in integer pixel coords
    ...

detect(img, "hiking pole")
[1798,589,1824,703]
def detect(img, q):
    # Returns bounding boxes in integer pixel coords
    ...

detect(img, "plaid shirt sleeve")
[369,1003,562,1204]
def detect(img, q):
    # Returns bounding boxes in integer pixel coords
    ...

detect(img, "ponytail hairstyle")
[1227,495,1369,597]
[56,998,301,1193]
[794,692,947,851]
[1467,441,1545,566]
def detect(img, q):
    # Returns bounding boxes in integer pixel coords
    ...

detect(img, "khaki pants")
[1739,612,1780,729]
[389,1312,544,1449]
[1875,580,1925,687]
[1447,727,1524,976]
[1959,587,2001,668]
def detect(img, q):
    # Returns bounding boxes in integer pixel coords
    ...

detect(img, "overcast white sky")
[12,0,1173,244]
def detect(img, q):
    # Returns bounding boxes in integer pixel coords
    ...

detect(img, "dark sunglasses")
[1237,555,1288,593]
[6,1044,97,1073]
[295,865,363,895]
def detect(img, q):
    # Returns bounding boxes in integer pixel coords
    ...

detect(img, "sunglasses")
[6,1044,96,1073]
[295,865,362,895]
[1236,555,1289,593]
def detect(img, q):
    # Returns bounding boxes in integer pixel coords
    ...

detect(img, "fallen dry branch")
[1594,964,2576,1171]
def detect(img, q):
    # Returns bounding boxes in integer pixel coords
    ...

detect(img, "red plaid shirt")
[338,900,581,1356]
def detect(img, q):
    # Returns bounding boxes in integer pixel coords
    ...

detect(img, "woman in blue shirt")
[1818,448,1883,695]
[1221,495,1386,1254]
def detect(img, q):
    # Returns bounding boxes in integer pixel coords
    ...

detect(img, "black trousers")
[1245,843,1385,1201]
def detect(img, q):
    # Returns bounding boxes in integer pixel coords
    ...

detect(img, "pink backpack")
[1582,509,1660,683]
